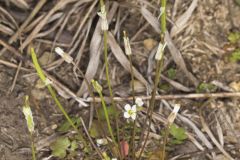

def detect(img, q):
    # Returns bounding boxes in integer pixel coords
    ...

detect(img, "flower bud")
[155,42,167,60]
[91,79,102,93]
[55,47,73,63]
[123,31,132,55]
[97,5,108,31]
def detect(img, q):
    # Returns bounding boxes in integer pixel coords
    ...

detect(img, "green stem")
[31,48,87,146]
[30,134,36,160]
[129,55,136,160]
[161,0,167,34]
[138,59,163,159]
[161,123,170,160]
[138,0,167,158]
[100,0,121,157]
[98,91,116,145]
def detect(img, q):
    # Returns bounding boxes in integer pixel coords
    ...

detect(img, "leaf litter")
[0,0,240,159]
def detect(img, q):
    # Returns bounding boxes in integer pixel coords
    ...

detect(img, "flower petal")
[124,104,131,111]
[124,112,130,119]
[135,98,144,107]
[173,104,180,114]
[132,105,137,112]
[131,113,137,120]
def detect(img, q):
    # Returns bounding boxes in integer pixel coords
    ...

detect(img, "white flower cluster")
[123,98,144,120]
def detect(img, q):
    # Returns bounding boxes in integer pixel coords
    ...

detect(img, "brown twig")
[86,92,240,102]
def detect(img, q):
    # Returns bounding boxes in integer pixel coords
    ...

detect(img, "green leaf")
[70,140,78,151]
[50,137,71,159]
[171,139,184,145]
[196,83,217,93]
[169,124,187,141]
[57,117,81,132]
[228,32,240,43]
[229,49,240,62]
[167,68,176,79]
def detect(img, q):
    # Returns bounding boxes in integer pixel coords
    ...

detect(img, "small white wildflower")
[97,5,108,31]
[124,104,137,120]
[135,97,144,107]
[22,96,34,133]
[155,42,167,60]
[96,138,108,146]
[55,47,73,63]
[167,104,180,124]
[123,31,132,55]
[158,7,166,19]
[44,78,52,86]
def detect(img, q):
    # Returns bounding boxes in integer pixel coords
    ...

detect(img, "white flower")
[124,104,137,120]
[155,42,167,60]
[135,97,144,107]
[167,104,180,124]
[55,47,73,63]
[96,138,108,146]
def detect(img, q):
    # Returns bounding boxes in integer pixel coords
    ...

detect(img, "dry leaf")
[10,0,29,10]
[108,32,149,88]
[229,81,240,91]
[143,38,157,51]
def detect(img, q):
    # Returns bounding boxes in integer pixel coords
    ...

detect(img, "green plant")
[229,49,240,62]
[228,32,240,44]
[167,68,176,79]
[138,0,167,159]
[22,96,36,160]
[197,82,217,93]
[31,48,87,146]
[169,124,187,144]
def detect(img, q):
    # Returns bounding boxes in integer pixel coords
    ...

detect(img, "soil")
[0,0,240,160]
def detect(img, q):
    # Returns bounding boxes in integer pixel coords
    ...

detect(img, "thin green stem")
[30,134,36,160]
[99,0,121,157]
[129,55,136,160]
[161,0,167,34]
[161,123,170,160]
[98,91,116,145]
[31,48,87,146]
[138,59,163,159]
[73,63,110,158]
[138,0,167,158]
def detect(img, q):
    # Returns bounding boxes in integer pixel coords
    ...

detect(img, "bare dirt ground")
[0,0,240,159]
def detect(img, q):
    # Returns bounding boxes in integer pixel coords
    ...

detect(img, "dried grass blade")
[21,0,79,49]
[77,3,119,96]
[200,116,233,160]
[108,32,149,88]
[165,32,199,86]
[10,0,29,10]
[162,100,213,149]
[140,7,199,87]
[170,0,198,37]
